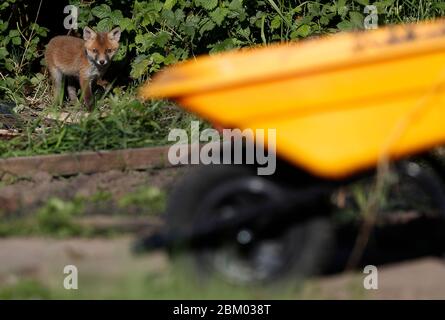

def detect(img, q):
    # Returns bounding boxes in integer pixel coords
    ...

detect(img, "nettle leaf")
[137,2,163,26]
[237,27,250,39]
[162,10,176,26]
[354,0,370,5]
[163,0,177,11]
[322,4,336,14]
[229,0,243,11]
[151,52,165,64]
[0,20,9,32]
[5,59,14,72]
[0,2,9,10]
[375,0,395,7]
[307,3,321,16]
[270,15,281,30]
[30,73,45,86]
[110,10,124,26]
[12,36,21,45]
[130,55,150,79]
[153,31,171,47]
[337,0,349,17]
[249,11,265,27]
[119,18,134,31]
[91,4,112,19]
[181,14,199,37]
[152,0,165,12]
[319,15,330,26]
[164,53,177,65]
[115,45,127,61]
[228,0,247,21]
[134,33,154,52]
[135,34,145,44]
[142,14,157,26]
[8,29,20,38]
[291,24,311,38]
[186,13,201,25]
[299,14,315,25]
[349,11,364,29]
[195,0,218,11]
[337,20,353,31]
[0,47,8,60]
[36,26,48,37]
[208,38,242,54]
[373,0,395,12]
[175,9,185,22]
[2,36,10,46]
[96,18,113,32]
[199,18,216,35]
[210,7,230,26]
[171,46,189,60]
[292,6,303,14]
[182,24,196,38]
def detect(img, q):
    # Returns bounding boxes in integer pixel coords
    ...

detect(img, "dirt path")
[1,237,444,299]
[311,258,445,299]
[0,237,169,299]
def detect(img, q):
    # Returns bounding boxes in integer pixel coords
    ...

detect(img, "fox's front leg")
[79,74,93,111]
[66,77,78,102]
[49,66,63,105]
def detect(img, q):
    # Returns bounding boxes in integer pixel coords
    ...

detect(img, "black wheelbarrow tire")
[165,164,335,285]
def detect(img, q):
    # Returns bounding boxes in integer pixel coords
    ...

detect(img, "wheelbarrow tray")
[140,19,445,179]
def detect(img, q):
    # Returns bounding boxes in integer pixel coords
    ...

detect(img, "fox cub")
[45,27,121,110]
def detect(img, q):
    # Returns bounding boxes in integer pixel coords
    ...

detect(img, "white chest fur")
[86,60,109,80]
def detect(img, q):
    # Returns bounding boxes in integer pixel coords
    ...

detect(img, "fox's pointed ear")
[83,27,96,41]
[108,27,121,42]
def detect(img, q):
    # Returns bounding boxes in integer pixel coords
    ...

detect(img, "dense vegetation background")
[0,1,444,300]
[0,0,444,157]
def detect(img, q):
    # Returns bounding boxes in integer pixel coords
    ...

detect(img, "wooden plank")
[0,129,19,136]
[0,146,173,177]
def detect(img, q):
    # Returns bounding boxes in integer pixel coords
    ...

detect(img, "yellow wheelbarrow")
[136,19,445,284]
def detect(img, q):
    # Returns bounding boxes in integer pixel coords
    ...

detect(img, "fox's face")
[83,27,121,67]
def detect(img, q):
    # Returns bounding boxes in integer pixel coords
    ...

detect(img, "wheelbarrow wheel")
[166,164,335,285]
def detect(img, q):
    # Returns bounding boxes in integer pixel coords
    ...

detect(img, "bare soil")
[0,166,188,214]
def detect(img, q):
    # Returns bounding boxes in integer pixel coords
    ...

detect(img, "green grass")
[0,197,92,237]
[7,266,321,300]
[0,255,368,300]
[0,279,51,299]
[0,272,298,300]
[118,186,166,214]
[0,85,199,158]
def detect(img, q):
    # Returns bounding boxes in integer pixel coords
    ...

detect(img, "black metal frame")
[134,151,445,254]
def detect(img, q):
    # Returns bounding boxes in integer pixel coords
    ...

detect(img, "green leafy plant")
[118,186,166,214]
[36,197,86,236]
[0,94,196,157]
[0,0,444,158]
[0,0,48,104]
[69,0,445,82]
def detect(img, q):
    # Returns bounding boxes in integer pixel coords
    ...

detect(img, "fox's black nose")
[99,59,106,65]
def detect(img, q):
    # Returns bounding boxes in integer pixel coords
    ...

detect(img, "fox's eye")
[92,48,98,53]
[106,49,112,54]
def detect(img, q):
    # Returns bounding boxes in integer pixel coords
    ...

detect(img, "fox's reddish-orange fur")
[45,27,121,110]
